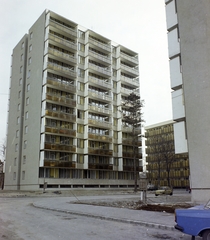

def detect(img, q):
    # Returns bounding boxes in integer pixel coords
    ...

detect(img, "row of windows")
[13,171,25,180]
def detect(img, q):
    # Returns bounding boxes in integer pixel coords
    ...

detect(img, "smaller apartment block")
[145,121,189,188]
[5,10,142,190]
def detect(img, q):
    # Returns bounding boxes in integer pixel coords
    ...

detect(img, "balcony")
[122,152,142,159]
[121,64,139,77]
[44,159,74,168]
[123,166,142,172]
[121,76,139,87]
[89,37,111,53]
[120,52,138,65]
[88,119,112,129]
[48,33,77,51]
[46,77,76,93]
[88,63,111,77]
[48,47,77,64]
[122,138,142,147]
[45,109,76,122]
[88,90,112,102]
[88,163,113,170]
[88,147,113,156]
[89,50,111,65]
[88,105,112,115]
[46,93,76,107]
[88,76,111,90]
[88,133,112,142]
[47,62,77,78]
[49,19,77,38]
[44,142,76,152]
[45,125,76,137]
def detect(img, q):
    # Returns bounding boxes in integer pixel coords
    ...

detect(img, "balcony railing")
[89,37,111,52]
[88,163,113,170]
[88,76,111,89]
[45,109,76,121]
[46,93,76,107]
[88,147,113,156]
[48,47,77,64]
[122,126,141,135]
[47,62,77,78]
[88,90,112,101]
[122,138,142,146]
[49,19,77,37]
[121,76,139,86]
[88,105,112,115]
[122,152,142,159]
[121,64,139,75]
[44,160,74,168]
[88,119,112,128]
[46,77,76,93]
[88,133,112,142]
[89,50,111,64]
[45,126,76,136]
[120,52,138,64]
[45,142,76,152]
[88,63,111,76]
[48,33,77,50]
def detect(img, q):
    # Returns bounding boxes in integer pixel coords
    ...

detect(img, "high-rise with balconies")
[165,0,210,202]
[5,10,141,190]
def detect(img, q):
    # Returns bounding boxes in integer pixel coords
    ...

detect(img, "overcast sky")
[0,0,172,143]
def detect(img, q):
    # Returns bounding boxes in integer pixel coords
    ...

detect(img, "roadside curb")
[32,203,174,231]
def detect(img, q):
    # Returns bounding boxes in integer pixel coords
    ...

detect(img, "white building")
[5,10,142,190]
[165,0,210,202]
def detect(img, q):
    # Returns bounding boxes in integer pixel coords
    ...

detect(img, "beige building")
[145,121,189,188]
[165,0,210,202]
[5,10,142,190]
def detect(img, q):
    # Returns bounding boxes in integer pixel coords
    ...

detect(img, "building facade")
[145,121,189,188]
[165,0,210,202]
[5,10,142,190]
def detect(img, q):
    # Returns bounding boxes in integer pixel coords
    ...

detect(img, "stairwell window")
[29,44,32,52]
[24,140,27,149]
[22,171,25,180]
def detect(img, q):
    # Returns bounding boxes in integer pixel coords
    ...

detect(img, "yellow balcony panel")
[47,77,76,93]
[49,19,77,38]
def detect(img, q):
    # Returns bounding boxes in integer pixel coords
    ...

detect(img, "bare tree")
[121,92,144,192]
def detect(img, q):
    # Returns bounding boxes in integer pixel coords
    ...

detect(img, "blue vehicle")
[175,199,210,240]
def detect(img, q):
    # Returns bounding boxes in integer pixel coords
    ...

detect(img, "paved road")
[0,190,198,240]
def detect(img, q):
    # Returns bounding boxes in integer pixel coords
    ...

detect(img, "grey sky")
[0,0,172,142]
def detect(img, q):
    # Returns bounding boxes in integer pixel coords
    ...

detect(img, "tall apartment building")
[165,0,210,202]
[5,10,141,190]
[145,121,189,188]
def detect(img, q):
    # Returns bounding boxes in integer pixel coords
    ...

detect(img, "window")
[23,155,26,164]
[77,154,84,163]
[16,130,19,138]
[77,81,84,90]
[25,126,28,134]
[22,171,25,180]
[26,97,29,105]
[19,78,22,85]
[21,42,24,49]
[29,45,32,52]
[18,91,21,99]
[77,96,84,105]
[17,117,20,124]
[77,110,84,119]
[17,104,20,111]
[78,55,85,65]
[27,70,31,78]
[15,144,18,152]
[77,139,84,148]
[78,43,85,52]
[27,84,30,92]
[78,30,85,39]
[21,54,23,61]
[30,32,33,39]
[25,111,28,120]
[13,172,16,180]
[24,140,27,149]
[28,57,32,65]
[77,124,84,133]
[78,69,84,78]
[20,66,23,73]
